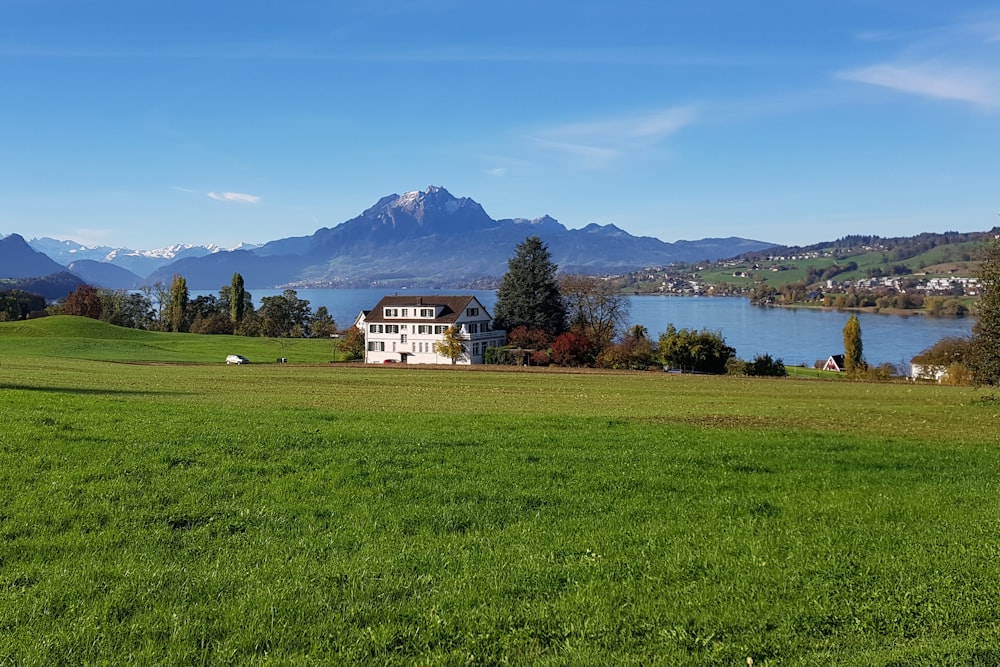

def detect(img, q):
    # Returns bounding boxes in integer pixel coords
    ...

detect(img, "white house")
[358,295,506,365]
[910,363,948,382]
[822,354,846,372]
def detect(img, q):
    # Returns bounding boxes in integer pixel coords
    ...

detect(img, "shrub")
[726,358,747,376]
[550,331,592,367]
[658,324,735,374]
[942,362,975,386]
[486,346,529,366]
[745,353,787,377]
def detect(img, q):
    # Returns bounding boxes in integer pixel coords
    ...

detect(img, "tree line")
[39,272,348,342]
[489,236,784,375]
[911,235,1000,385]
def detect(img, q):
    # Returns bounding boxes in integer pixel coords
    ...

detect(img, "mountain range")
[4,186,775,291]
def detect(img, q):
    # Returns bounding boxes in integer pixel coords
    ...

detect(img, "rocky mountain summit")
[6,187,774,290]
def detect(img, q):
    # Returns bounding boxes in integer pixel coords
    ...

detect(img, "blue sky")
[1,1,998,250]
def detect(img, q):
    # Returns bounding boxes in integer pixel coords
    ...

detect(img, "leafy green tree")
[434,325,466,364]
[230,272,246,323]
[658,324,735,374]
[189,313,234,335]
[912,336,973,368]
[336,326,366,360]
[310,306,337,338]
[560,274,630,353]
[100,290,154,329]
[842,314,864,374]
[234,312,266,337]
[139,281,169,329]
[971,237,1000,384]
[596,324,657,370]
[0,289,46,321]
[188,294,221,321]
[219,283,254,324]
[493,236,566,335]
[258,289,312,338]
[164,274,189,332]
[187,292,233,334]
[745,353,787,377]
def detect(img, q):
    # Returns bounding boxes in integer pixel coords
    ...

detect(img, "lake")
[242,288,974,368]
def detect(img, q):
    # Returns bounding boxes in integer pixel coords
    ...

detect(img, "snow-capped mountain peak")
[26,237,259,278]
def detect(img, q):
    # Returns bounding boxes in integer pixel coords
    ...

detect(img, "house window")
[468,323,479,334]
[420,308,434,318]
[369,324,377,333]
[384,308,399,318]
[402,309,408,317]
[434,325,447,334]
[466,307,479,316]
[401,334,407,343]
[418,325,430,334]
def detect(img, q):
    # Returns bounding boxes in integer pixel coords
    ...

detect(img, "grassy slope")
[699,241,983,289]
[0,316,338,363]
[2,319,999,665]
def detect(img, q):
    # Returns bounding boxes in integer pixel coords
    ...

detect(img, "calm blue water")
[238,288,974,368]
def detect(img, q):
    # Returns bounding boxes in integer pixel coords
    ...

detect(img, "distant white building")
[357,295,505,365]
[910,363,948,382]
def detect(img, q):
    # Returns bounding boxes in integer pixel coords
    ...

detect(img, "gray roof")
[364,295,483,324]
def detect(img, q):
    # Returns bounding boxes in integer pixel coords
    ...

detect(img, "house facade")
[910,363,948,382]
[822,354,846,372]
[358,295,506,365]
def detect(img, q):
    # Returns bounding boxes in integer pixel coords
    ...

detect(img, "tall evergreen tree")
[493,236,566,335]
[230,272,246,323]
[166,274,189,333]
[843,314,864,374]
[971,236,1000,384]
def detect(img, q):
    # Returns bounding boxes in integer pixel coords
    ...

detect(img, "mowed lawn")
[2,318,999,665]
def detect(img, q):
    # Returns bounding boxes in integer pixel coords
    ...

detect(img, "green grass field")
[2,318,999,665]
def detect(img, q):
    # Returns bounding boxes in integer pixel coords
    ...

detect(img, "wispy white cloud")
[840,12,1000,109]
[837,62,1000,107]
[533,107,697,168]
[533,139,622,167]
[208,191,261,204]
[484,167,508,177]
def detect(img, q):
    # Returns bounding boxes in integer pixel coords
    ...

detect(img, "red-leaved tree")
[550,331,592,367]
[507,326,552,350]
[62,284,103,320]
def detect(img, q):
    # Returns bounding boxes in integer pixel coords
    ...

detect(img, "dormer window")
[384,308,399,318]
[420,308,434,318]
